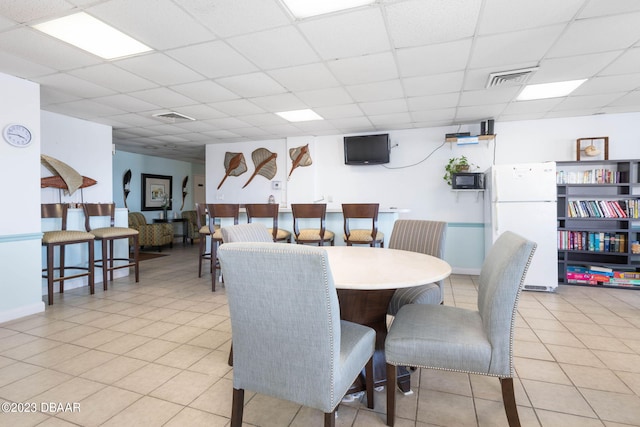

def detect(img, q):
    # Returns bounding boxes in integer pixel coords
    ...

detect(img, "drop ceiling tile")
[0,28,100,70]
[40,87,81,106]
[0,0,73,23]
[35,73,116,98]
[328,117,373,131]
[144,123,192,135]
[403,72,465,96]
[397,39,472,77]
[455,104,506,121]
[215,72,287,97]
[108,113,161,127]
[171,119,220,132]
[459,87,521,106]
[608,90,640,107]
[501,98,564,115]
[0,51,56,78]
[368,112,412,127]
[0,15,15,31]
[292,120,339,134]
[228,26,319,70]
[346,80,404,103]
[327,52,398,85]
[204,117,252,130]
[385,0,481,48]
[203,129,242,139]
[548,13,640,57]
[545,108,600,118]
[499,112,546,122]
[248,93,308,112]
[130,87,198,108]
[298,8,390,60]
[93,94,158,112]
[478,0,583,35]
[115,53,204,86]
[407,93,459,111]
[175,0,290,38]
[530,51,622,83]
[296,87,353,108]
[359,99,408,116]
[411,108,456,122]
[600,48,640,76]
[235,113,288,127]
[49,99,126,118]
[553,93,623,110]
[69,64,158,93]
[175,104,227,120]
[89,0,213,50]
[573,74,640,96]
[233,127,273,138]
[268,63,340,91]
[578,0,640,18]
[470,25,565,69]
[171,81,239,103]
[208,99,265,116]
[314,104,365,119]
[166,41,257,79]
[261,123,305,135]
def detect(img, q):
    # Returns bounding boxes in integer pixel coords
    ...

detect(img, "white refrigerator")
[484,162,558,292]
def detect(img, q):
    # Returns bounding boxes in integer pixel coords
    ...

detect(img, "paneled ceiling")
[1,0,639,164]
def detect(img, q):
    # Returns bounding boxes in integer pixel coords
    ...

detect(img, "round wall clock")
[3,124,32,147]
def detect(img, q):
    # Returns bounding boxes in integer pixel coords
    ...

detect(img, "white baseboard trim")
[452,267,481,276]
[0,301,45,324]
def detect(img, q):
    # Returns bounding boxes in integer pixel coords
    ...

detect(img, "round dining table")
[323,246,452,394]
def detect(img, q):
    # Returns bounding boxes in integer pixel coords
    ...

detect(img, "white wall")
[0,73,44,322]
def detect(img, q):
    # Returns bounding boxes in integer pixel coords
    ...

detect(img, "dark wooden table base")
[337,288,411,394]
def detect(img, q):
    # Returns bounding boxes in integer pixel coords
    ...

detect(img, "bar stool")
[41,203,95,305]
[342,203,384,247]
[196,203,212,278]
[245,203,291,243]
[83,203,139,289]
[291,203,335,246]
[207,203,239,291]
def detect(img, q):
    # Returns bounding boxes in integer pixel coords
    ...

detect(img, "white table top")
[323,246,452,291]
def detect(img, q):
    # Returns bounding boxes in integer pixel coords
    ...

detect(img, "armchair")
[181,210,201,244]
[128,212,173,251]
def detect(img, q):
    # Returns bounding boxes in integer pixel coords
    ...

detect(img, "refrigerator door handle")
[493,203,499,232]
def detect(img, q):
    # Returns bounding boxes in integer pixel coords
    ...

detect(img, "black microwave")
[452,172,484,189]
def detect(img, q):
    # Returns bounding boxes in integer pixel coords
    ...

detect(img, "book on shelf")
[586,265,613,274]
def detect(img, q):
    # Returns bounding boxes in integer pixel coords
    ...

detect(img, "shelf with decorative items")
[557,159,640,289]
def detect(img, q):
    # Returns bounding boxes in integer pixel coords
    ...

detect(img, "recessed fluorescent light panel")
[280,0,375,18]
[517,79,587,101]
[33,12,152,59]
[276,109,324,122]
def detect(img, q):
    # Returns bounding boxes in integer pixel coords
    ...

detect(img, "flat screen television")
[344,134,390,165]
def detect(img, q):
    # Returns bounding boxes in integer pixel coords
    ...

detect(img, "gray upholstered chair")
[218,242,376,427]
[387,220,447,316]
[221,223,273,244]
[220,223,275,367]
[384,231,536,427]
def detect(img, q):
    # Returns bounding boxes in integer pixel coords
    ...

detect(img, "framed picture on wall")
[142,173,172,211]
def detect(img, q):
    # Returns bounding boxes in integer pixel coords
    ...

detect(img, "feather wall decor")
[243,148,277,188]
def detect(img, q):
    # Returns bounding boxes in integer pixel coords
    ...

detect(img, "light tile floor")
[1,243,640,426]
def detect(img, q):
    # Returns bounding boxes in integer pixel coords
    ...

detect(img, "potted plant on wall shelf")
[443,155,478,186]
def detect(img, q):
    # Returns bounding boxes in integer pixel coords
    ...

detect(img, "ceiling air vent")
[152,111,195,122]
[486,67,539,88]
